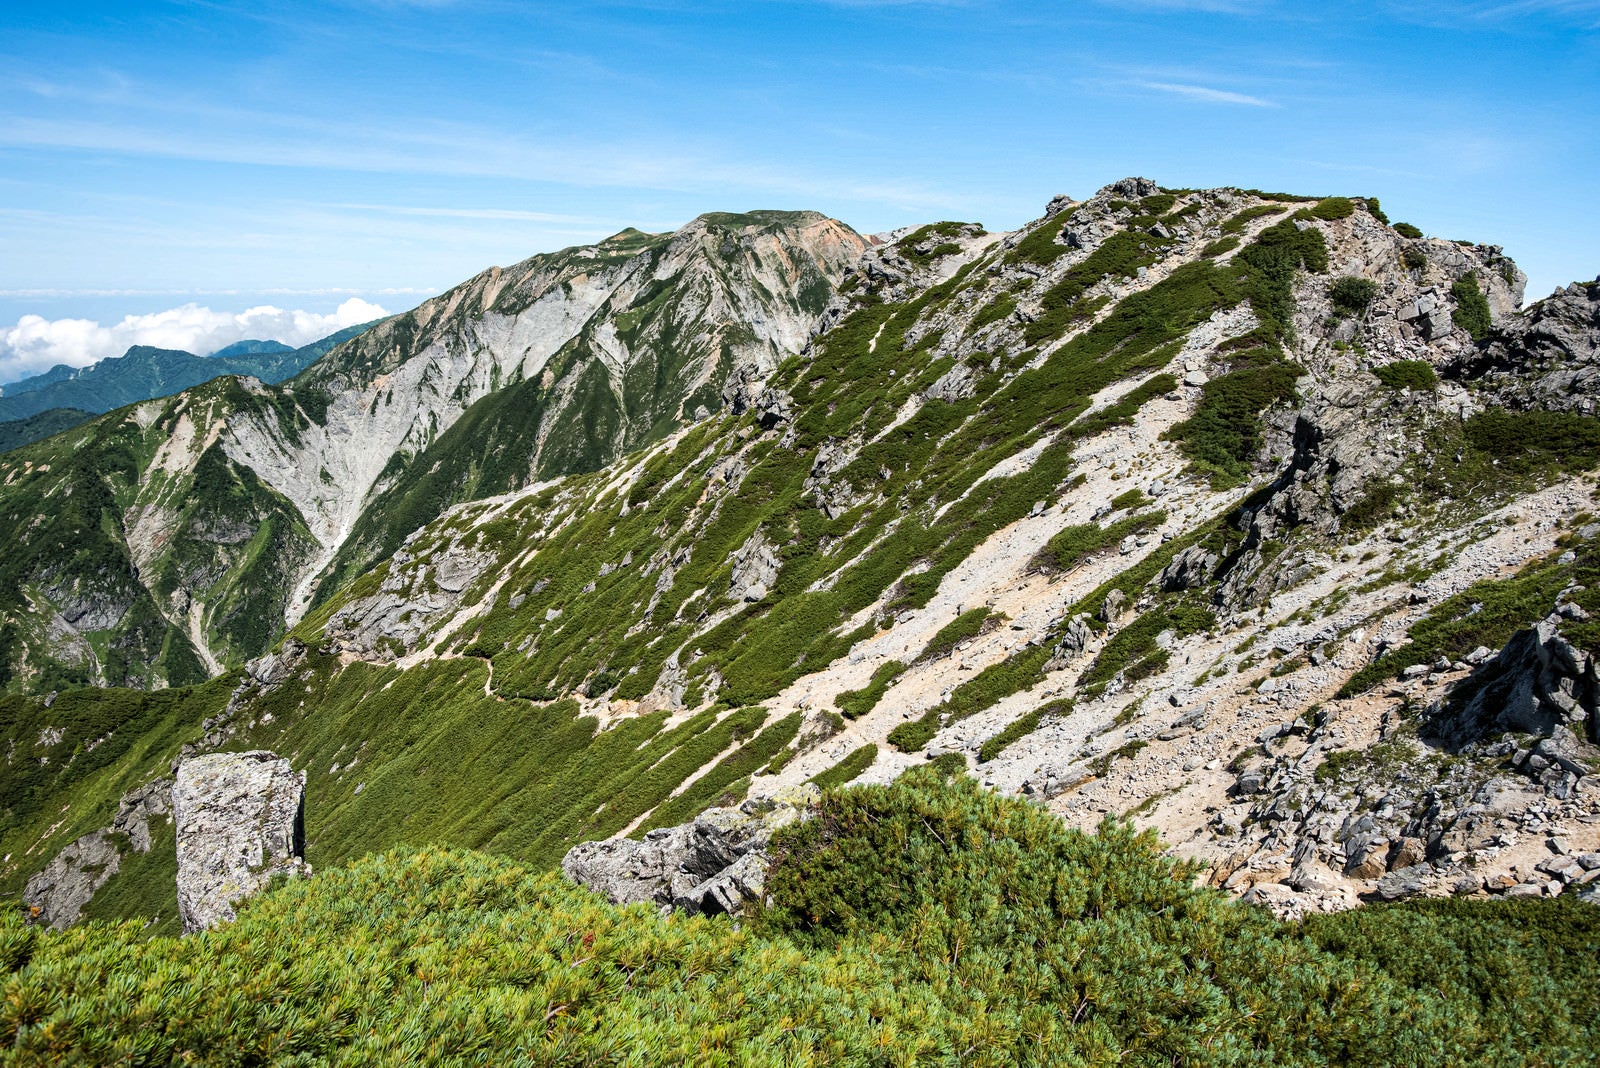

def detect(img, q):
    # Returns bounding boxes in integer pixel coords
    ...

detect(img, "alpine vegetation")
[4,176,1600,1063]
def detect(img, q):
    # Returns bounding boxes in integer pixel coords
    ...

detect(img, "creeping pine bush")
[1372,359,1438,391]
[1329,276,1378,317]
[4,771,1598,1066]
[1451,275,1493,339]
[1165,347,1301,485]
[1305,197,1356,220]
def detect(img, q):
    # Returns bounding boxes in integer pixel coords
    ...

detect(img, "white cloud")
[0,297,388,384]
[1137,81,1279,107]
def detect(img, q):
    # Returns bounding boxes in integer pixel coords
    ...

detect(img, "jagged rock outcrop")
[1454,278,1600,413]
[1207,599,1600,917]
[22,776,175,929]
[1158,545,1220,593]
[110,777,174,852]
[322,523,494,661]
[1435,613,1600,748]
[924,362,977,403]
[173,750,308,933]
[728,529,782,603]
[562,784,817,916]
[22,832,122,930]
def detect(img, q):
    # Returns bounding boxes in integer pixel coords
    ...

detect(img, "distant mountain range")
[0,323,381,451]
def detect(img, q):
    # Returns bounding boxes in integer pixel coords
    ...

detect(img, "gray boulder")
[925,363,978,401]
[562,784,818,918]
[174,750,308,933]
[728,529,782,603]
[1054,614,1095,660]
[1102,177,1161,200]
[1099,589,1130,625]
[1375,863,1432,901]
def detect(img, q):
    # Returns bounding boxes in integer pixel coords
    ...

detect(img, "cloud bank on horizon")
[0,298,388,385]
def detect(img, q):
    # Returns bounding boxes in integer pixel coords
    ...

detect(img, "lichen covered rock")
[174,750,308,933]
[23,832,122,930]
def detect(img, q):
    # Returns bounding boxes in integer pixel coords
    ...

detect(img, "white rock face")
[562,784,818,917]
[173,750,309,933]
[216,211,865,625]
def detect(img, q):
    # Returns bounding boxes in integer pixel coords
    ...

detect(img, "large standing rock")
[562,784,817,917]
[173,750,308,933]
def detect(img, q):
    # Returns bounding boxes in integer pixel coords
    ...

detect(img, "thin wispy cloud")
[324,204,625,225]
[1097,0,1275,12]
[1,0,1592,322]
[1136,81,1279,107]
[0,107,963,213]
[1385,0,1600,27]
[1464,0,1600,17]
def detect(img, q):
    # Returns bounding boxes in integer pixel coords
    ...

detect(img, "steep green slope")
[0,378,319,690]
[0,408,95,455]
[0,677,235,901]
[0,323,376,424]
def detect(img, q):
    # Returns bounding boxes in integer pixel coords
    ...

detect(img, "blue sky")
[1,0,1596,380]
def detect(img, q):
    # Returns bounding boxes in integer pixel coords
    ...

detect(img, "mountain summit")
[0,211,866,690]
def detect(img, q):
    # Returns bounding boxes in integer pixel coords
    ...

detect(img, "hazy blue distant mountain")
[208,339,295,359]
[0,407,96,453]
[0,321,381,424]
[0,362,80,398]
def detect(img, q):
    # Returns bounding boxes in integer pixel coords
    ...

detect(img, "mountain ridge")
[5,177,1600,945]
[0,210,867,690]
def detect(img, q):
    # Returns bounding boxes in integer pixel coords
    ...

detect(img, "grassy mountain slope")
[6,178,1599,942]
